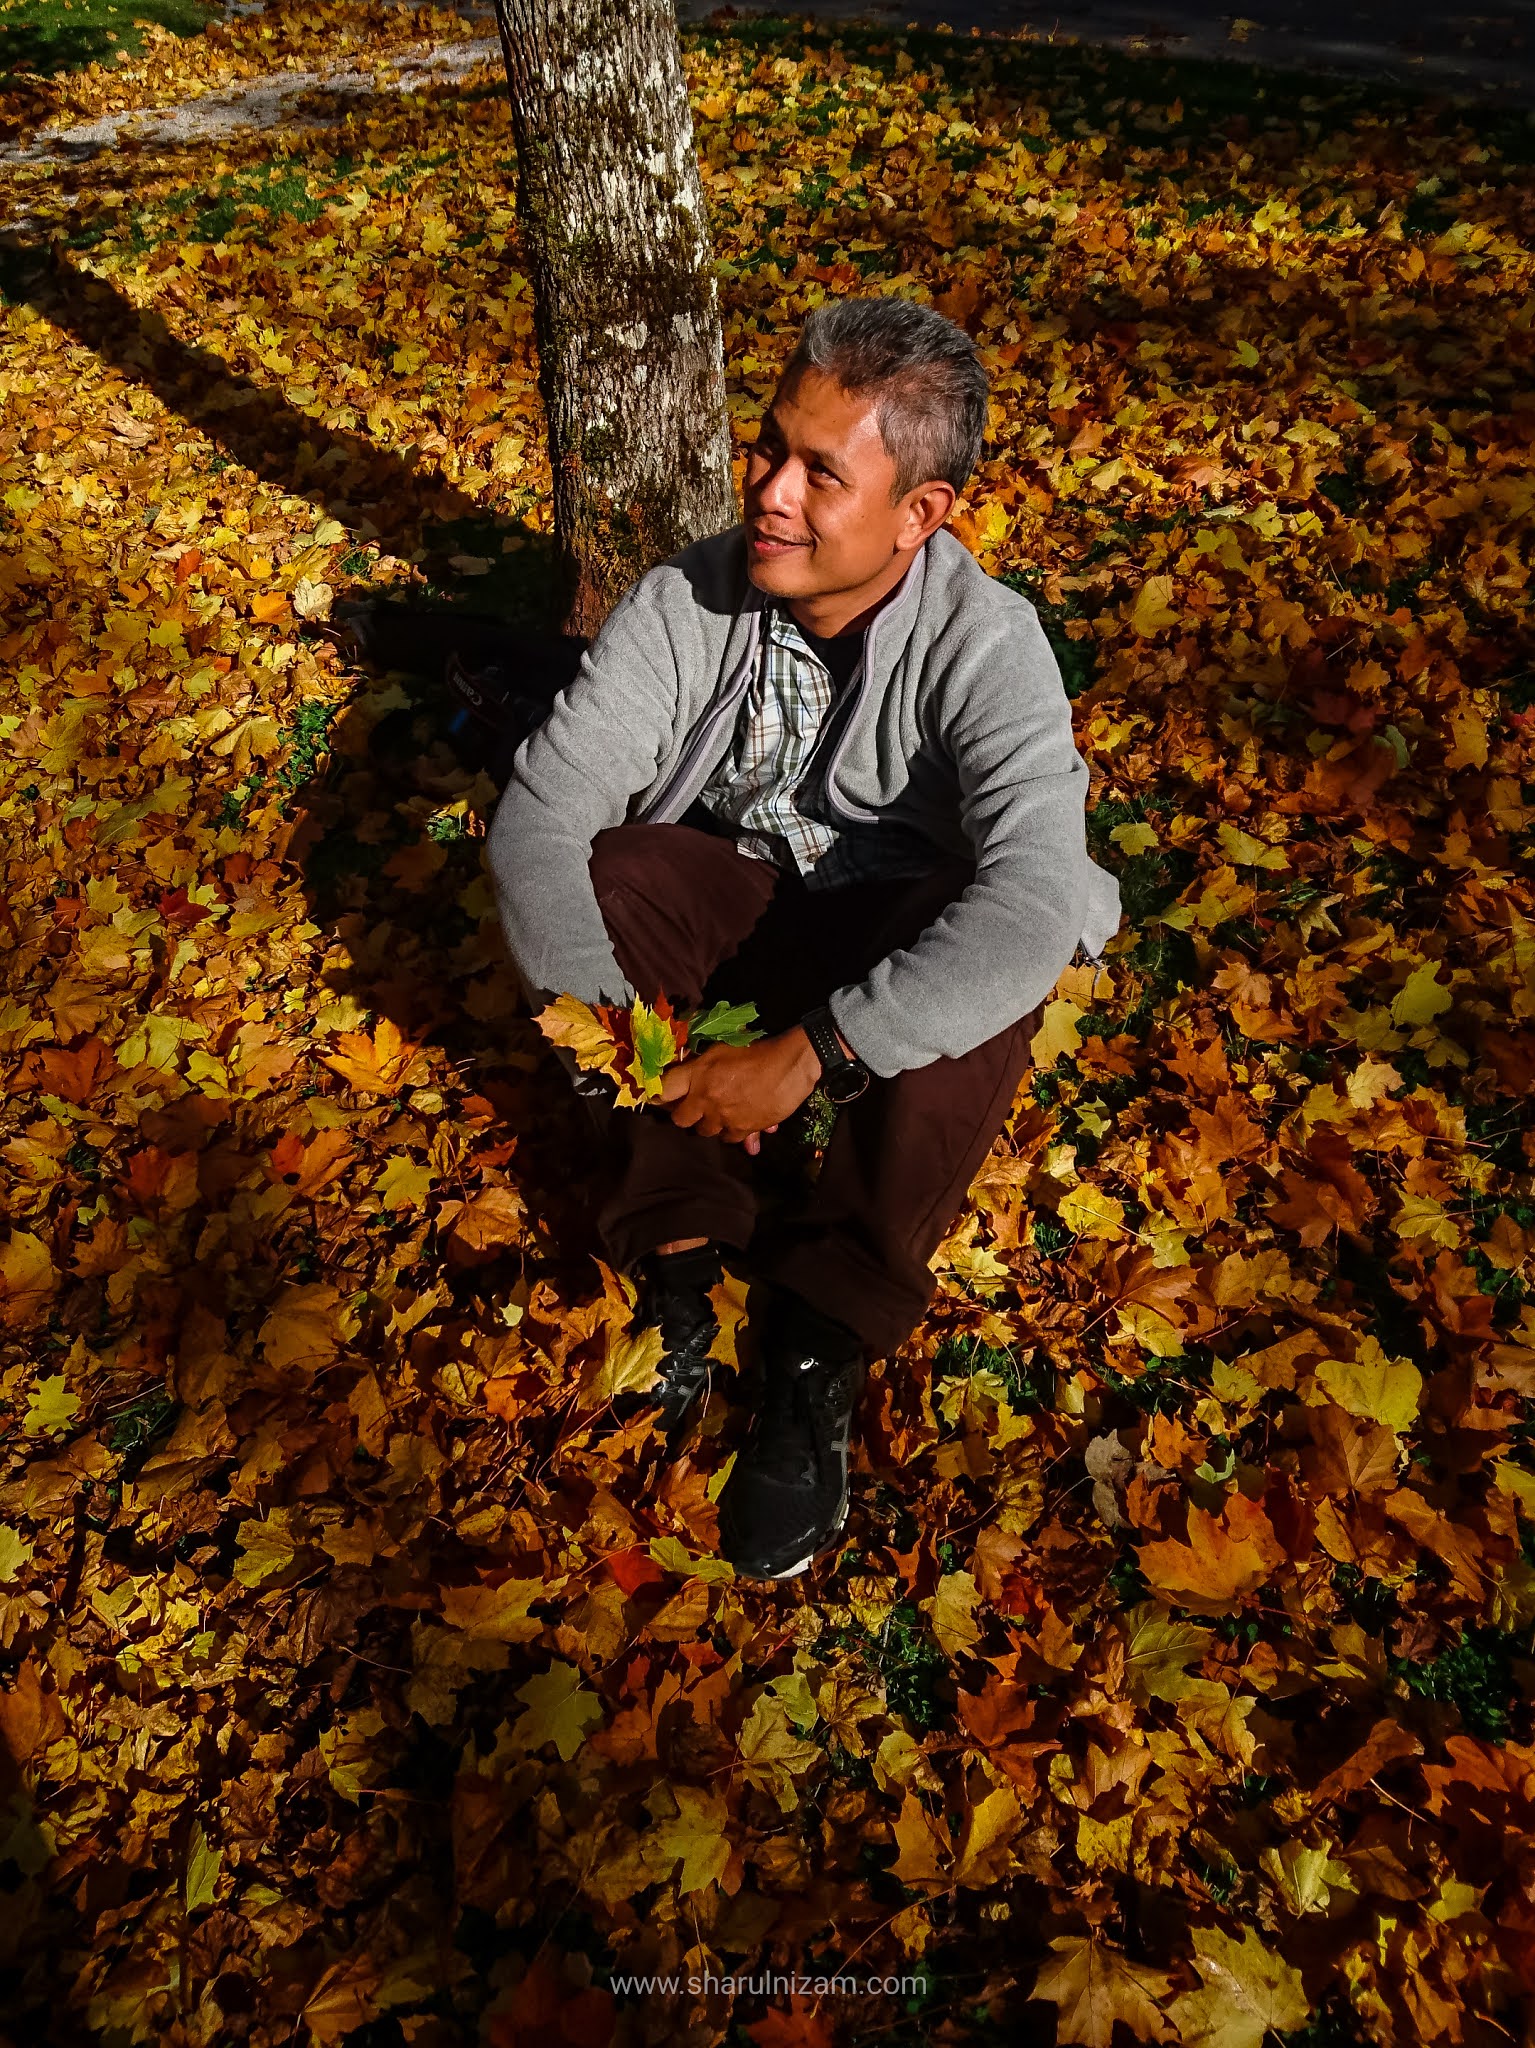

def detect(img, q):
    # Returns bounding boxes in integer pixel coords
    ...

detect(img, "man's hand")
[658,1027,822,1154]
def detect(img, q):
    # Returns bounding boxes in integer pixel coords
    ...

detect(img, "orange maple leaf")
[321,1018,426,1095]
[1136,1493,1286,1614]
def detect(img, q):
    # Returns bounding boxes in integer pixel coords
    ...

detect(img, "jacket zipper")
[637,599,765,823]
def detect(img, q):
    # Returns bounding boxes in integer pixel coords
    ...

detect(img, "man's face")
[742,364,938,600]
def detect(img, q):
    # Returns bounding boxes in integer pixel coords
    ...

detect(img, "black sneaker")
[718,1291,864,1580]
[612,1243,723,1454]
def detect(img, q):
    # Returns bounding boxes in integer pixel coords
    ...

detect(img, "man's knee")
[589,827,664,919]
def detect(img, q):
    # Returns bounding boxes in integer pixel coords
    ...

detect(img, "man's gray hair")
[787,295,989,501]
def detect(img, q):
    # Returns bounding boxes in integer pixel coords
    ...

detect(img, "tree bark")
[492,0,737,636]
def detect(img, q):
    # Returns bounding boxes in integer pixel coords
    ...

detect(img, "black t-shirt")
[797,621,864,695]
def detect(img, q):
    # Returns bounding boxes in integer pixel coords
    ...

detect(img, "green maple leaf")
[688,998,764,1048]
[628,998,681,1099]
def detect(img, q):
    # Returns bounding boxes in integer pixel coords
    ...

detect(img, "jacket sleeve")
[486,571,684,1008]
[826,609,1115,1075]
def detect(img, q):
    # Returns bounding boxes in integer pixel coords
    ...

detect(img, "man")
[488,295,1120,1580]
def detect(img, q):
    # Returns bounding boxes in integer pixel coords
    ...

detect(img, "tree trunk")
[492,0,737,637]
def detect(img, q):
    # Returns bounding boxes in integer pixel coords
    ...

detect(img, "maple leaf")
[232,1510,309,1590]
[1031,1934,1174,2047]
[1058,1183,1127,1240]
[1165,1923,1310,2048]
[689,997,765,1047]
[258,1284,348,1375]
[1128,575,1179,637]
[23,1375,79,1438]
[890,1792,951,1887]
[1390,960,1452,1028]
[953,1785,1022,1887]
[923,1569,982,1658]
[0,1526,36,1584]
[1109,820,1160,855]
[737,1693,822,1812]
[586,1321,665,1407]
[184,1820,222,1914]
[1313,1344,1423,1432]
[301,1953,383,2047]
[0,1233,58,1332]
[511,1661,604,1761]
[1122,1604,1216,1705]
[374,1153,436,1211]
[1136,1494,1286,1614]
[641,1782,732,1894]
[746,2004,838,2048]
[322,1017,426,1095]
[446,1185,525,1260]
[1030,996,1084,1065]
[439,1577,545,1642]
[627,997,681,1101]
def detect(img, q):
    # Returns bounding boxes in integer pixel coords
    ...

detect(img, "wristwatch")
[801,1005,871,1104]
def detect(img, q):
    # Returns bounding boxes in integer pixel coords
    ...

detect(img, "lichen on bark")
[492,0,737,637]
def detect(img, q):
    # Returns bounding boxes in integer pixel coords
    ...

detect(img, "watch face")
[825,1065,870,1105]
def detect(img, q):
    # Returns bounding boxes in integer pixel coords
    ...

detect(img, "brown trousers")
[588,822,1039,1359]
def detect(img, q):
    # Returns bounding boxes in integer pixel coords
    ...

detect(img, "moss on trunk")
[493,0,737,636]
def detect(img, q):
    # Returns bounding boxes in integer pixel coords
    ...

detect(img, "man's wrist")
[799,1006,872,1102]
[783,1023,823,1086]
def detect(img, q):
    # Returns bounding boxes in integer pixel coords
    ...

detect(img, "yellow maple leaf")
[890,1791,951,1887]
[1109,820,1160,855]
[1128,574,1179,636]
[232,1512,301,1589]
[24,1374,79,1437]
[0,1231,58,1332]
[588,1322,665,1406]
[512,1660,604,1761]
[1059,1184,1126,1240]
[1314,1344,1422,1431]
[1032,1934,1174,2048]
[323,1018,424,1094]
[1031,997,1085,1066]
[641,1783,732,1894]
[439,1577,545,1643]
[1217,822,1288,870]
[923,1569,982,1658]
[374,1154,436,1212]
[1392,1190,1463,1249]
[534,994,621,1079]
[736,1694,822,1813]
[1122,1603,1216,1705]
[1390,961,1452,1027]
[184,1820,222,1914]
[954,1785,1021,1886]
[0,1525,36,1583]
[1166,1922,1309,2048]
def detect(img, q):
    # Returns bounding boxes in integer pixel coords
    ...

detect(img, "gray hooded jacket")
[487,523,1121,1076]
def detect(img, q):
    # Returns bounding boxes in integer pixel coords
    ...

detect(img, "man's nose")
[752,458,802,520]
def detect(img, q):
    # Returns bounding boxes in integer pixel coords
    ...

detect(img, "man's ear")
[898,480,957,551]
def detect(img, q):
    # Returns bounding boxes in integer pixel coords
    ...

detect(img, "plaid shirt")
[698,601,935,892]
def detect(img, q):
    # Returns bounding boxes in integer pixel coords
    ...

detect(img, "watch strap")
[802,1005,861,1082]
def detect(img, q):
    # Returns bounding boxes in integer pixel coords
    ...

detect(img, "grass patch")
[0,0,213,80]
